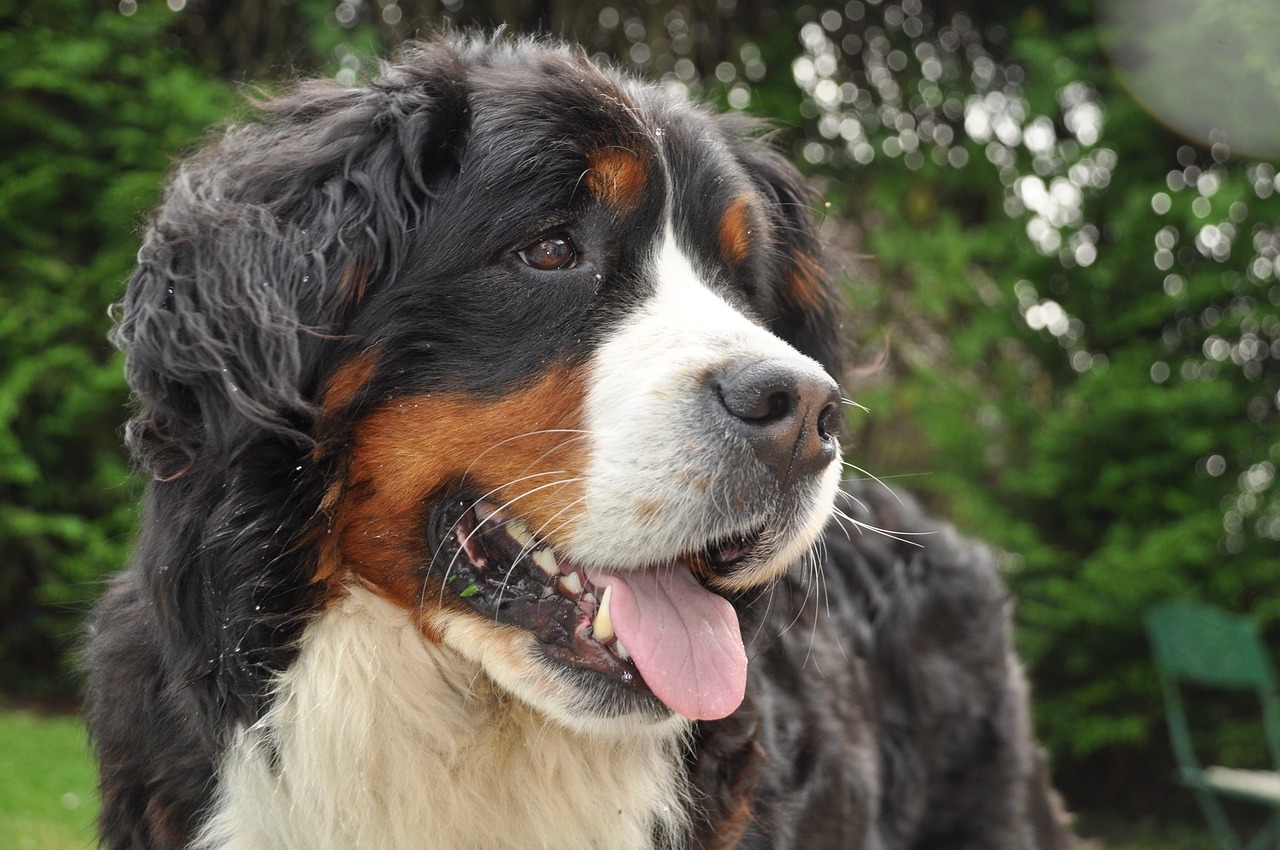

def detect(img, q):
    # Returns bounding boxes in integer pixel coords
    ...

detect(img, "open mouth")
[429,494,765,720]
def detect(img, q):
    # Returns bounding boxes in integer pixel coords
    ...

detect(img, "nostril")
[716,362,802,425]
[759,389,795,423]
[710,359,841,480]
[816,401,841,441]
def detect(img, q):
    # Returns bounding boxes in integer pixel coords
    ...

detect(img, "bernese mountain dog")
[85,35,1074,850]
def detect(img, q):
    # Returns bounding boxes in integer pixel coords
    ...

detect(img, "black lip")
[704,526,767,576]
[426,493,653,699]
[429,495,578,634]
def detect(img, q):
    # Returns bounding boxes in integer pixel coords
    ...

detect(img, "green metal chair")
[1145,600,1280,850]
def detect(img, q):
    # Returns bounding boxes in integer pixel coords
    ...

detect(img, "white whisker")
[844,471,934,482]
[427,475,584,609]
[527,496,589,553]
[830,506,931,548]
[493,492,592,612]
[801,545,826,670]
[459,428,590,482]
[426,427,588,580]
[827,507,854,541]
[839,460,905,506]
[426,469,571,580]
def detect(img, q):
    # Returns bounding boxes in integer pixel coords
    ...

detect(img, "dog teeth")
[614,639,630,660]
[507,519,536,549]
[592,586,614,642]
[532,549,561,577]
[558,571,583,596]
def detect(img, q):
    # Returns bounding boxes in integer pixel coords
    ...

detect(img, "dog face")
[116,39,846,735]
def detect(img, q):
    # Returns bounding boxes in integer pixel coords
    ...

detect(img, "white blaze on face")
[565,225,838,570]
[535,224,844,721]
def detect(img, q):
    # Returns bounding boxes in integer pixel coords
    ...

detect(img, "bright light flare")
[1097,0,1280,160]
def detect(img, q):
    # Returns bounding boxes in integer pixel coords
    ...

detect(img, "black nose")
[712,359,841,481]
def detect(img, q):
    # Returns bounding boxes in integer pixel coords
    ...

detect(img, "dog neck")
[192,586,691,850]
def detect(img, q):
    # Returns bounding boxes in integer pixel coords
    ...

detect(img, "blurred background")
[2,0,1278,847]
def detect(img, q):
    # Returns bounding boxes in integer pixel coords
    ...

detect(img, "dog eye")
[517,235,578,271]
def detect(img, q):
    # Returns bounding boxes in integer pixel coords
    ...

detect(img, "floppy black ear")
[89,43,475,767]
[112,43,469,478]
[719,114,847,383]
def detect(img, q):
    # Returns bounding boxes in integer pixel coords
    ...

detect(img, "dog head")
[115,37,846,735]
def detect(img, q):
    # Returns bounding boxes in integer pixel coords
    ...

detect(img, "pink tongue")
[587,566,746,720]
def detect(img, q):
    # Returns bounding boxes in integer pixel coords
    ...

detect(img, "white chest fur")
[192,587,690,850]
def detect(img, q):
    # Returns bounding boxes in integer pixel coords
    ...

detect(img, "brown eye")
[517,235,577,271]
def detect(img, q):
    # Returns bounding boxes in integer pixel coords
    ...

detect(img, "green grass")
[0,708,1222,850]
[0,710,98,850]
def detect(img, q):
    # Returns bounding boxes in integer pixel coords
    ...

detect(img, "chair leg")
[1196,789,1242,850]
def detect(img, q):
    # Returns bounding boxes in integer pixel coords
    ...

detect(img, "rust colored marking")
[586,148,647,212]
[632,498,664,526]
[311,478,347,586]
[320,364,590,619]
[701,797,756,850]
[320,349,379,415]
[784,251,834,314]
[718,194,756,268]
[335,259,370,317]
[143,793,191,850]
[689,721,766,850]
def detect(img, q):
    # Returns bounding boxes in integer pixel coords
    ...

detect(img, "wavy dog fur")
[85,35,1074,850]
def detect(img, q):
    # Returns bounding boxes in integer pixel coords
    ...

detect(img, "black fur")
[86,35,1072,850]
[692,482,1072,848]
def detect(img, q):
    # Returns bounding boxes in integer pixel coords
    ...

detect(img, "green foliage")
[0,0,233,699]
[760,0,1280,808]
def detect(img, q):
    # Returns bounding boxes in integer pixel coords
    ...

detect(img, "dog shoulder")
[83,570,218,849]
[705,479,1073,849]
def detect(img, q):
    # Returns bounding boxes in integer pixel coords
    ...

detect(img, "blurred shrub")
[0,0,232,700]
[758,0,1280,809]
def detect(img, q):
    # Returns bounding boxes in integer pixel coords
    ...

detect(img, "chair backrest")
[1145,600,1280,770]
[1146,601,1275,691]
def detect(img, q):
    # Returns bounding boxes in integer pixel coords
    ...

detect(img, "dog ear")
[720,114,847,383]
[100,43,472,734]
[112,44,469,479]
